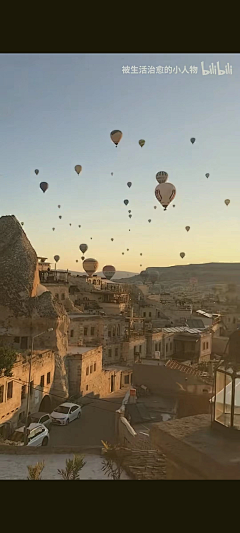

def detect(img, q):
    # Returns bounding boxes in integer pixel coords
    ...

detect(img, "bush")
[0,346,17,377]
[27,462,45,480]
[58,455,86,480]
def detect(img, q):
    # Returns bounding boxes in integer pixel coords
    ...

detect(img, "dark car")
[28,412,52,430]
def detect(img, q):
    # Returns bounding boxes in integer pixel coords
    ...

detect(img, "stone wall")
[0,350,55,432]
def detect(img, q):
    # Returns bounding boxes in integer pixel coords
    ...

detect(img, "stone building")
[68,313,126,365]
[0,349,55,434]
[0,216,70,407]
[67,345,132,398]
[162,327,212,363]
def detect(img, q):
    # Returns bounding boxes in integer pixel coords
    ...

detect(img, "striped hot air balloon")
[103,265,116,280]
[83,258,98,276]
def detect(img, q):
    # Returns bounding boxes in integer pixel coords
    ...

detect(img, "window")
[70,329,74,338]
[86,366,89,376]
[40,415,49,424]
[108,328,112,338]
[115,348,118,358]
[14,336,20,343]
[155,344,158,351]
[30,381,34,396]
[93,363,96,372]
[84,327,88,336]
[90,365,93,374]
[61,293,65,300]
[139,345,142,353]
[159,343,162,352]
[91,327,95,335]
[203,342,206,350]
[149,312,152,318]
[117,325,120,336]
[7,381,13,400]
[21,385,26,400]
[124,375,130,385]
[233,318,236,324]
[143,312,146,317]
[0,385,4,403]
[113,327,116,337]
[55,294,59,300]
[170,342,172,351]
[108,349,112,358]
[206,342,209,350]
[166,344,168,353]
[20,336,28,349]
[71,406,78,413]
[86,385,88,391]
[47,372,51,384]
[40,375,44,388]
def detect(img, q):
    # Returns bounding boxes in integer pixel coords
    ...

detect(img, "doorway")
[110,375,115,393]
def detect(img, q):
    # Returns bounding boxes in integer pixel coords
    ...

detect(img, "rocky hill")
[118,263,240,285]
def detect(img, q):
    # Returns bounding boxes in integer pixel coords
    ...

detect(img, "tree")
[58,455,85,480]
[27,461,45,480]
[0,346,17,377]
[101,441,129,480]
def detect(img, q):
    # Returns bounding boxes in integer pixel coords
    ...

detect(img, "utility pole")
[24,327,53,445]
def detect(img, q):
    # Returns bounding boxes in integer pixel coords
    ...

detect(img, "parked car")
[28,412,52,430]
[9,423,49,446]
[50,402,82,425]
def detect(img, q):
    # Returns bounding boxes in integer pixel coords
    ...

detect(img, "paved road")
[49,395,125,448]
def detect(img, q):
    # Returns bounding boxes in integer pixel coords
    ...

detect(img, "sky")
[0,53,239,274]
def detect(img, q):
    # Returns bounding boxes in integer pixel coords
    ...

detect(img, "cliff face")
[0,216,39,315]
[0,215,70,399]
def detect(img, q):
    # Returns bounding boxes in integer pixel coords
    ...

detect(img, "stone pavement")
[0,453,130,480]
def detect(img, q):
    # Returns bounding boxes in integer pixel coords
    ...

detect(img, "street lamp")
[24,327,53,445]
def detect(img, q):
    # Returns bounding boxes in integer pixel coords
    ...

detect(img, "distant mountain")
[117,263,240,285]
[67,270,138,280]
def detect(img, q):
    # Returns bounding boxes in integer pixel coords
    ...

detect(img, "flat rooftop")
[67,345,101,355]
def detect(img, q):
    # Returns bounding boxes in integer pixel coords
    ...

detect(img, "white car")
[50,402,82,425]
[10,423,49,446]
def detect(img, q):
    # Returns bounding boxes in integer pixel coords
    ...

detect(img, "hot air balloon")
[76,260,78,263]
[83,258,98,277]
[69,223,71,226]
[127,182,132,188]
[129,215,132,218]
[40,182,48,193]
[110,130,122,147]
[80,244,88,254]
[59,216,62,219]
[205,173,210,179]
[154,206,157,209]
[155,183,176,211]
[173,205,175,208]
[75,165,82,175]
[140,270,148,283]
[180,252,185,259]
[128,210,131,213]
[149,270,159,285]
[52,228,55,231]
[34,169,39,175]
[90,237,92,240]
[127,249,129,251]
[129,229,131,231]
[111,172,113,176]
[54,255,60,262]
[78,225,81,228]
[140,264,142,267]
[140,253,142,256]
[185,226,190,232]
[58,205,61,208]
[103,265,116,280]
[81,256,85,261]
[122,252,124,255]
[148,219,151,223]
[190,138,196,144]
[111,238,114,241]
[225,199,230,206]
[124,200,129,206]
[139,139,145,148]
[156,171,168,184]
[21,222,24,226]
